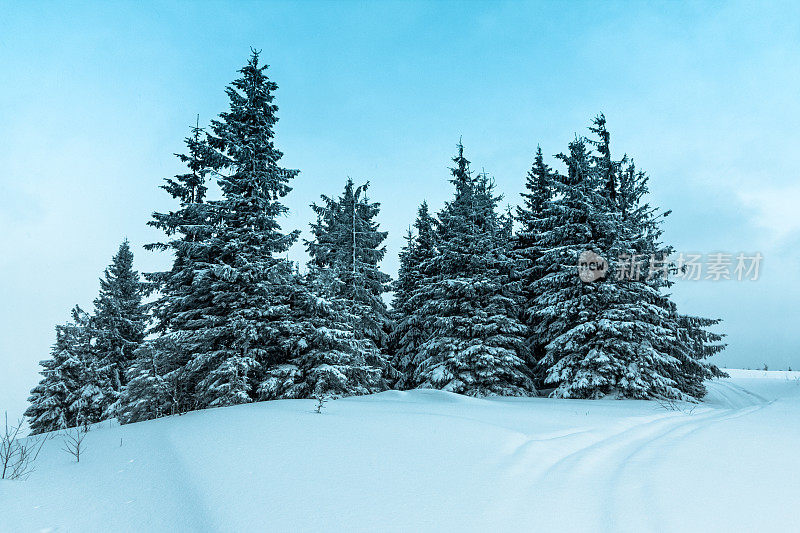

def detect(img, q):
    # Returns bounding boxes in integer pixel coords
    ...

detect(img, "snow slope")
[3,370,800,532]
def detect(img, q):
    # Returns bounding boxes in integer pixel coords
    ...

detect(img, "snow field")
[3,370,800,532]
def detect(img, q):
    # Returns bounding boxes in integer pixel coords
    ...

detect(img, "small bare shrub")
[62,425,88,463]
[314,394,327,414]
[1,412,49,480]
[655,398,697,415]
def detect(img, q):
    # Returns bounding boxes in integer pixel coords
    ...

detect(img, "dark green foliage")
[258,271,389,400]
[175,50,302,408]
[402,143,536,396]
[512,145,554,366]
[91,240,147,418]
[121,121,219,419]
[307,179,392,347]
[26,307,105,434]
[392,202,437,384]
[527,116,724,400]
[122,51,390,420]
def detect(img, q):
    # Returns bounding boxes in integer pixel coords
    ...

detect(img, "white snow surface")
[3,369,800,532]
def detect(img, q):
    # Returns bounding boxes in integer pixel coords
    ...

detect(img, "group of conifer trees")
[25,51,724,434]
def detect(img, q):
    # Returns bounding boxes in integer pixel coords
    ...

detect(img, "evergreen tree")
[176,49,303,408]
[532,126,689,400]
[118,336,185,423]
[258,270,389,400]
[611,141,726,398]
[589,114,619,204]
[126,50,300,414]
[307,179,392,348]
[26,307,104,433]
[512,146,553,365]
[672,314,727,397]
[90,240,146,419]
[531,117,724,400]
[406,143,535,396]
[121,122,218,421]
[393,228,418,317]
[529,136,627,398]
[392,202,437,385]
[393,202,436,316]
[123,51,390,420]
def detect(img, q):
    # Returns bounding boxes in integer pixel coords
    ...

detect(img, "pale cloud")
[738,185,800,246]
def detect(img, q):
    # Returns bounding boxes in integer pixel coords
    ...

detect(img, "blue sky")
[2,0,799,421]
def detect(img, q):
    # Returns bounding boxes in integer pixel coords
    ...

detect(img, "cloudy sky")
[2,0,799,422]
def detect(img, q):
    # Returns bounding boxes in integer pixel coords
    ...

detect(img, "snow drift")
[3,369,800,532]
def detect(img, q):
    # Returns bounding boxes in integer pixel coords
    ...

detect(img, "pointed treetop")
[588,113,618,204]
[450,139,472,186]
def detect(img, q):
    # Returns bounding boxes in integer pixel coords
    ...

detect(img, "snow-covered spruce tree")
[257,267,389,400]
[120,122,218,422]
[26,306,104,433]
[391,202,437,386]
[118,336,184,423]
[512,146,554,365]
[393,202,436,316]
[406,143,535,396]
[393,229,418,317]
[90,240,146,419]
[611,141,725,398]
[672,314,726,397]
[529,133,656,399]
[533,124,695,400]
[532,116,724,400]
[306,179,393,349]
[178,49,303,408]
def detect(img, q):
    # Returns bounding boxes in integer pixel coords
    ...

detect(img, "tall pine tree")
[306,179,392,348]
[529,134,643,398]
[405,143,535,396]
[531,117,724,399]
[512,146,554,367]
[120,121,217,421]
[609,129,726,398]
[179,49,303,408]
[91,240,146,419]
[392,202,437,385]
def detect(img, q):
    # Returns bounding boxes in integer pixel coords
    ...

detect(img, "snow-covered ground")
[3,369,800,532]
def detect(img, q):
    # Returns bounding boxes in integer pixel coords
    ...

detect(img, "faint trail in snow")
[610,380,772,531]
[704,379,770,409]
[156,424,219,533]
[608,406,766,531]
[493,379,772,531]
